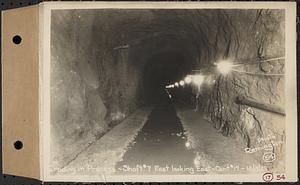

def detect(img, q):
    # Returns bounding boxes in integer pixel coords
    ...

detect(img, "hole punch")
[12,35,22,45]
[14,140,23,150]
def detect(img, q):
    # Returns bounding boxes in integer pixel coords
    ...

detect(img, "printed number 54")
[276,174,285,181]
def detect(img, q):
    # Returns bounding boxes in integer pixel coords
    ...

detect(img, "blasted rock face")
[50,9,285,170]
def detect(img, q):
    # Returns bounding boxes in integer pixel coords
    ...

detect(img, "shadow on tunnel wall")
[49,8,285,172]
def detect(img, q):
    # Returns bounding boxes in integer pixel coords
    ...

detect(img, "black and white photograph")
[41,2,297,182]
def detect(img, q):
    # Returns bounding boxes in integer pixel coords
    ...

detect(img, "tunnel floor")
[115,93,199,175]
[56,93,262,176]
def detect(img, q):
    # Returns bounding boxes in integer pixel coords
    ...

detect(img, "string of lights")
[165,56,285,89]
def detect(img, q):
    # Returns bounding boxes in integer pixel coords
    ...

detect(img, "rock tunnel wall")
[194,10,285,170]
[50,10,146,169]
[50,9,285,170]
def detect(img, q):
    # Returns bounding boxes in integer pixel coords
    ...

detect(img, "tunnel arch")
[125,31,203,106]
[50,8,285,170]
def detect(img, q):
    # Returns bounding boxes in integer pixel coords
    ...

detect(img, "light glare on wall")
[192,74,204,86]
[215,60,233,74]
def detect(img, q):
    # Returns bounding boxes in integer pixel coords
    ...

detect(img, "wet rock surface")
[195,10,285,171]
[176,106,266,174]
[52,108,152,176]
[115,93,196,175]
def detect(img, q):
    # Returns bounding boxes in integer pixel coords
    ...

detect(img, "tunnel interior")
[50,9,285,172]
[142,50,192,104]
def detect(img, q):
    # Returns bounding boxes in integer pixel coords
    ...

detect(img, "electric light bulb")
[184,76,192,84]
[215,60,233,74]
[185,141,191,148]
[179,80,185,86]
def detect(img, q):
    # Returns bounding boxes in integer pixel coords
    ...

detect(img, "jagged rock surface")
[50,9,285,171]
